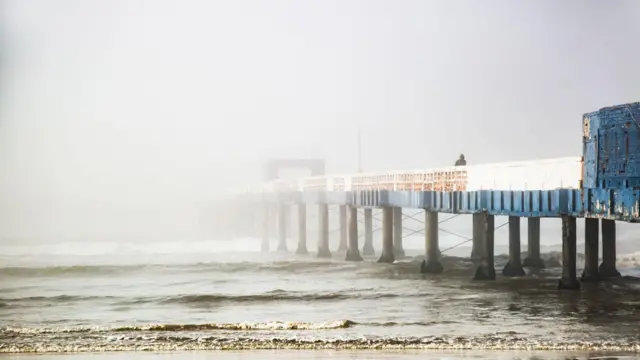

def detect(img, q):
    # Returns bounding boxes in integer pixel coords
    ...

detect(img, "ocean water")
[2,237,640,359]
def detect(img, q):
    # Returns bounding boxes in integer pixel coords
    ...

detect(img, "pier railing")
[251,156,583,194]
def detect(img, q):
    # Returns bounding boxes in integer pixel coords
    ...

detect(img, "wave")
[5,254,639,278]
[3,333,640,353]
[2,320,356,334]
[1,320,462,335]
[0,261,356,278]
[0,290,404,307]
[157,291,401,305]
[0,265,151,277]
[0,295,118,304]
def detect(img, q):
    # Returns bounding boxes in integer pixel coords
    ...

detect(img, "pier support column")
[558,215,580,290]
[362,208,375,255]
[317,204,331,258]
[581,218,601,282]
[473,212,496,280]
[421,211,443,274]
[523,217,545,269]
[393,207,405,258]
[502,216,525,277]
[261,204,270,252]
[337,205,348,252]
[277,204,287,252]
[346,206,363,261]
[471,214,482,261]
[600,219,621,278]
[378,207,395,263]
[296,204,308,255]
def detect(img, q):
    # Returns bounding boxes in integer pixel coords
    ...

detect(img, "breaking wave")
[0,320,468,335]
[3,333,640,353]
[1,320,356,334]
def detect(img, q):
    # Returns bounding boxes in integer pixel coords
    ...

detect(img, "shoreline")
[4,337,640,353]
[2,349,640,360]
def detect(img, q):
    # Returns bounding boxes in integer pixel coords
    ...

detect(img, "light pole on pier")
[357,127,363,173]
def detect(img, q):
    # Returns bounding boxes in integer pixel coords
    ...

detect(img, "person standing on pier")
[455,154,467,166]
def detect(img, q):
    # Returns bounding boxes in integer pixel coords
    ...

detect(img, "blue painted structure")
[582,102,640,221]
[249,102,640,222]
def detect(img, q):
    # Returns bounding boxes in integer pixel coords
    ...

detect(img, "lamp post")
[357,127,362,173]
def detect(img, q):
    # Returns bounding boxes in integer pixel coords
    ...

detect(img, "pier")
[232,102,640,290]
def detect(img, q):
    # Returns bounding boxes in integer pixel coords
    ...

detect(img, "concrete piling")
[502,216,525,277]
[277,204,287,252]
[523,217,545,268]
[393,207,405,258]
[378,207,395,263]
[338,205,347,252]
[296,204,308,255]
[261,204,270,252]
[600,219,621,278]
[346,206,363,261]
[471,214,482,261]
[581,218,600,282]
[317,204,332,258]
[362,208,375,255]
[421,210,443,274]
[473,212,496,280]
[558,215,580,290]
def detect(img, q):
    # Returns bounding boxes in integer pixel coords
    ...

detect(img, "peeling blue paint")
[583,102,640,190]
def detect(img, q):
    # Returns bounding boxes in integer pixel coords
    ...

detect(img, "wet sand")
[3,350,640,360]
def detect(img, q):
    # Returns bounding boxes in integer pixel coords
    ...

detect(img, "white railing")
[246,156,583,194]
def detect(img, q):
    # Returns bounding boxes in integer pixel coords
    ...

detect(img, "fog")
[1,0,639,245]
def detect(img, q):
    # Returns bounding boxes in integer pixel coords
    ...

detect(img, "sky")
[0,0,639,243]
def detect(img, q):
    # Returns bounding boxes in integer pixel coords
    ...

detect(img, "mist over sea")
[2,235,640,359]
